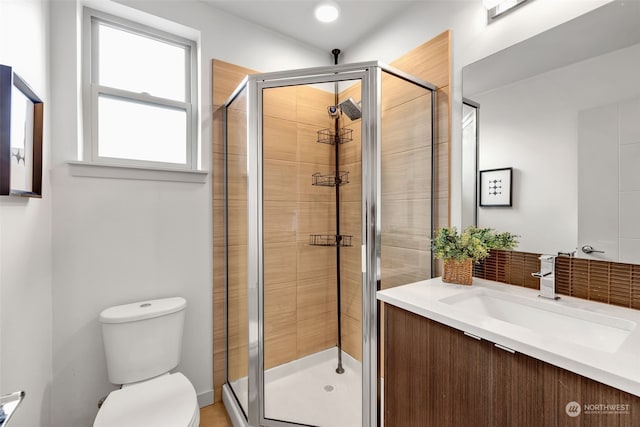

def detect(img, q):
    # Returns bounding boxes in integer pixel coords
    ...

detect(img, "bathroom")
[0,0,638,426]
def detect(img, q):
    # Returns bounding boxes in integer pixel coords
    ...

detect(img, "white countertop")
[377,277,640,397]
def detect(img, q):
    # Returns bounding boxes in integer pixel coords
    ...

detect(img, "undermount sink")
[439,288,637,353]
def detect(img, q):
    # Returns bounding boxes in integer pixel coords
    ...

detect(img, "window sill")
[68,161,208,183]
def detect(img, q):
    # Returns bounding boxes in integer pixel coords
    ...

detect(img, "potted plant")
[432,226,518,285]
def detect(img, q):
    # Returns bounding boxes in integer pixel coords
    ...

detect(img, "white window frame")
[82,8,198,171]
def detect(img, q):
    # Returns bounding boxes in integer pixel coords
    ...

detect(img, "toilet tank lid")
[99,297,186,324]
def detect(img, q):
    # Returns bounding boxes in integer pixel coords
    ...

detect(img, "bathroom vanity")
[378,278,640,427]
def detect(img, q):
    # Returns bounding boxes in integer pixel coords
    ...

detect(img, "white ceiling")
[200,0,419,55]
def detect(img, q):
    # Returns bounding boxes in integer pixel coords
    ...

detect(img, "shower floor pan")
[228,347,362,426]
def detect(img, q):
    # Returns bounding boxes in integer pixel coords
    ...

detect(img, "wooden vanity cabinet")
[384,304,640,427]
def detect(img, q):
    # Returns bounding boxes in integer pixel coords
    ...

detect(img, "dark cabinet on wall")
[384,304,640,427]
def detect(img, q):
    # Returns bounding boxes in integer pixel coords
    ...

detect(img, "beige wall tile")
[341,277,362,322]
[297,275,337,321]
[297,85,335,127]
[339,162,361,203]
[340,240,362,285]
[380,245,431,290]
[213,202,225,247]
[264,242,298,285]
[264,201,297,244]
[381,198,431,251]
[436,86,450,145]
[264,159,298,201]
[297,312,337,358]
[297,242,337,281]
[297,201,336,241]
[227,343,248,382]
[226,153,248,201]
[338,125,361,165]
[298,162,334,203]
[264,116,297,162]
[227,200,248,247]
[381,95,432,156]
[381,71,429,111]
[389,31,450,89]
[227,244,248,291]
[381,147,431,200]
[339,200,361,239]
[226,105,248,157]
[212,59,255,107]
[341,314,362,361]
[213,107,224,155]
[264,86,297,122]
[435,141,449,200]
[264,280,297,369]
[297,123,335,165]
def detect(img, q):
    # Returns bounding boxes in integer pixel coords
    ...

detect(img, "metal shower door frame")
[248,63,372,427]
[233,60,436,427]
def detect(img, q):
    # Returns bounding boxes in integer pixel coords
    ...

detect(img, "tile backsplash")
[473,250,640,310]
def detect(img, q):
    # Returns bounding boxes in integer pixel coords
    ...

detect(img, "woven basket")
[442,258,473,285]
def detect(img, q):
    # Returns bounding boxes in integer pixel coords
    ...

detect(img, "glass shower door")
[259,77,364,427]
[225,85,250,417]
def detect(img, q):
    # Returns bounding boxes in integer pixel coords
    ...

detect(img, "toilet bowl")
[94,373,199,427]
[93,297,199,427]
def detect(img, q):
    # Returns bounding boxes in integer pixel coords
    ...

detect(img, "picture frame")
[0,64,43,198]
[479,167,512,207]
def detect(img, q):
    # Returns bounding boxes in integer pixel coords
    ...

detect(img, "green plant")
[432,226,518,262]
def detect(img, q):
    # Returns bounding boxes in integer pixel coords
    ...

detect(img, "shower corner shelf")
[317,128,353,145]
[312,171,349,187]
[309,234,353,247]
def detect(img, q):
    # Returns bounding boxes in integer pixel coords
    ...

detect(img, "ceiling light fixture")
[484,0,531,22]
[314,1,340,23]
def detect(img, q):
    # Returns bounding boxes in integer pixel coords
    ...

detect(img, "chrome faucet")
[532,255,559,300]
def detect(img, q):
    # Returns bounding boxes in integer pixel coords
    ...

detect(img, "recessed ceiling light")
[314,1,340,23]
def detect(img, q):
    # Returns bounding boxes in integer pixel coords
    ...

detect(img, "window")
[83,9,198,169]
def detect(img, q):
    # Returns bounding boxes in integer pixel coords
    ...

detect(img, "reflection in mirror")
[0,391,25,427]
[462,0,640,263]
[462,99,479,228]
[10,85,34,193]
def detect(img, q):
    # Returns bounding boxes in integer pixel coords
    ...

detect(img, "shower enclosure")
[222,62,435,427]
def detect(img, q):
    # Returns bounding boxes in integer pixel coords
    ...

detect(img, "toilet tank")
[99,297,186,385]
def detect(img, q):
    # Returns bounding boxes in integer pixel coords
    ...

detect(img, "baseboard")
[197,389,214,408]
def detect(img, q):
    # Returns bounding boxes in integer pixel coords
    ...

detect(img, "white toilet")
[94,297,200,427]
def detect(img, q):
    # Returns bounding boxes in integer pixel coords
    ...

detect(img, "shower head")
[338,98,362,120]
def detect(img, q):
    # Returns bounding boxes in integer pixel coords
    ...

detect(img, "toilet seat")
[94,372,199,427]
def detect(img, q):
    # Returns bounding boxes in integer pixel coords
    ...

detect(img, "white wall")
[344,0,611,229]
[49,1,327,426]
[0,1,53,426]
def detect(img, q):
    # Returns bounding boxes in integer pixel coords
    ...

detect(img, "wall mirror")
[0,64,43,198]
[462,0,640,263]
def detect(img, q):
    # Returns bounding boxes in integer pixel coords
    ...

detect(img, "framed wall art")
[479,167,512,207]
[0,64,43,198]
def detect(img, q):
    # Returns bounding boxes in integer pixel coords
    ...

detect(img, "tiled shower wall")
[474,250,640,310]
